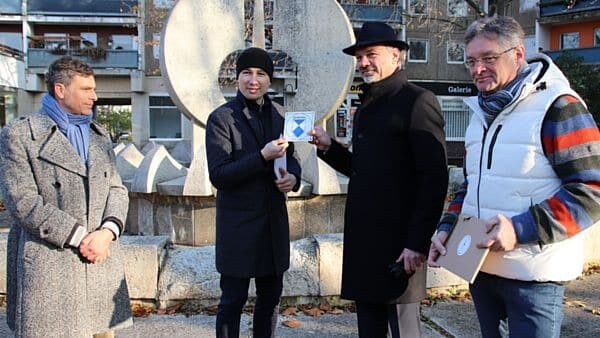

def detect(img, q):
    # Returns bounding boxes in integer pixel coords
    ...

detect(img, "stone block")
[283,237,320,297]
[314,233,343,296]
[113,142,126,155]
[156,205,175,240]
[116,143,144,181]
[157,245,221,302]
[120,235,170,300]
[125,195,139,234]
[137,198,154,236]
[131,145,187,193]
[170,140,192,166]
[426,267,468,289]
[287,179,313,198]
[287,198,306,240]
[170,202,194,246]
[192,206,216,246]
[305,195,331,235]
[329,195,346,233]
[0,233,7,293]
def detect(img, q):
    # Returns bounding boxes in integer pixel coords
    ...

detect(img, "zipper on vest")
[476,127,488,218]
[486,125,503,170]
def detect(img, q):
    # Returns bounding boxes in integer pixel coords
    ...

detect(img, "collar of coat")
[358,68,407,104]
[28,110,108,141]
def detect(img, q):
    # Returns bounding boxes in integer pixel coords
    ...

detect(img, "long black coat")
[319,70,448,303]
[206,92,301,278]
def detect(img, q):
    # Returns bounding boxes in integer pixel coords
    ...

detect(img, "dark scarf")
[478,65,532,126]
[42,94,92,165]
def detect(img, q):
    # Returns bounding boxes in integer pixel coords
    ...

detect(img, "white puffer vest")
[462,54,585,282]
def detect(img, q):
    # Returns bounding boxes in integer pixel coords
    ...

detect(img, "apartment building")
[537,0,600,64]
[1,0,493,164]
[0,0,142,128]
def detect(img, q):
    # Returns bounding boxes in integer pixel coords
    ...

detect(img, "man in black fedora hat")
[310,21,448,337]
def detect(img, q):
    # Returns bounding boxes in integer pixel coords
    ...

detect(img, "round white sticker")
[457,235,471,256]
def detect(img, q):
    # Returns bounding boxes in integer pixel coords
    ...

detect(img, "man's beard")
[362,75,377,83]
[360,67,378,83]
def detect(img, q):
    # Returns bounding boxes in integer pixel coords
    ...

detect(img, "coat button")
[42,229,50,235]
[357,133,363,139]
[52,181,61,188]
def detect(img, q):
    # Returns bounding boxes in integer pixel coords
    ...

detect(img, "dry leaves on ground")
[300,306,324,318]
[131,303,155,317]
[156,303,182,315]
[281,319,302,328]
[281,306,298,316]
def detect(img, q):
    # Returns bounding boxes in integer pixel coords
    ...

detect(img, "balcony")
[0,0,21,15]
[28,48,138,70]
[544,47,600,65]
[539,0,600,18]
[340,3,403,24]
[28,0,138,16]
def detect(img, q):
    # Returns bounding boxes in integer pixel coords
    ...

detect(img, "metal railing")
[340,3,403,24]
[28,48,138,69]
[544,47,600,65]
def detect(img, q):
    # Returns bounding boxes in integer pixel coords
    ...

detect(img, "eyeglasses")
[464,46,516,69]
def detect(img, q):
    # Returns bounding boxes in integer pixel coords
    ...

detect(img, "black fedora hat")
[343,22,409,56]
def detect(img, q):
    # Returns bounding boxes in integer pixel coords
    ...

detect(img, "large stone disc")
[160,0,244,127]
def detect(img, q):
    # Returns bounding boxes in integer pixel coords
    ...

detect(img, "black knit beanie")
[236,47,274,80]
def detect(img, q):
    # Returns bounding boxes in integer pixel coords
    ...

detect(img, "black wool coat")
[206,92,301,278]
[319,70,448,303]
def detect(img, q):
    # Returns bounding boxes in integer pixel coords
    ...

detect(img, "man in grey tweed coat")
[0,57,132,337]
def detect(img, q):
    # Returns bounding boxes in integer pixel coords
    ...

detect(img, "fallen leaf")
[282,306,298,316]
[205,305,219,315]
[131,303,154,317]
[282,319,301,328]
[318,304,332,312]
[590,307,600,315]
[166,303,182,314]
[302,307,324,318]
[328,308,344,315]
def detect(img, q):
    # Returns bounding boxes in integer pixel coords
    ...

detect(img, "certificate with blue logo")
[284,111,315,142]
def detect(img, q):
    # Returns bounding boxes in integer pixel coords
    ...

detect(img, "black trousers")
[216,274,283,338]
[356,301,421,338]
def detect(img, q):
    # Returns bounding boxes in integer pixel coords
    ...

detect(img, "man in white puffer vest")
[428,16,600,338]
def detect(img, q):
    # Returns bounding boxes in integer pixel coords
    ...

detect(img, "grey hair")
[464,16,524,50]
[45,56,94,97]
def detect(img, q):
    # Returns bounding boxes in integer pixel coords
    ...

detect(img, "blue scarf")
[478,65,532,126]
[42,94,92,165]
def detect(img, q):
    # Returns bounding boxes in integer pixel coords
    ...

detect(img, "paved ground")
[0,272,597,337]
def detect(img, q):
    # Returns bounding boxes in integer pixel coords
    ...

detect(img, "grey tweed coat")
[0,112,133,337]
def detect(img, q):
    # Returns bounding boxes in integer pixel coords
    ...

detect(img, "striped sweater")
[439,94,600,245]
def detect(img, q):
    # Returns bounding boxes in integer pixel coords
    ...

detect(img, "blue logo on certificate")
[284,111,315,142]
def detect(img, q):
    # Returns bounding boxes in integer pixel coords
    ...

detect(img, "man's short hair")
[464,16,524,50]
[45,56,94,97]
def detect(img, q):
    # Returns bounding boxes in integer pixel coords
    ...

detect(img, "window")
[153,33,161,60]
[111,35,137,50]
[595,28,600,46]
[149,96,182,139]
[447,41,465,64]
[503,0,512,16]
[439,97,471,141]
[409,0,427,14]
[448,0,467,16]
[0,32,22,51]
[80,32,97,47]
[408,39,428,63]
[153,0,176,8]
[561,32,579,49]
